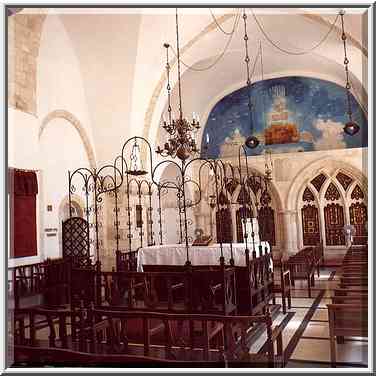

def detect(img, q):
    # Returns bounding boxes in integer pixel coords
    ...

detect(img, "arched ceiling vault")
[145,9,368,154]
[34,7,368,165]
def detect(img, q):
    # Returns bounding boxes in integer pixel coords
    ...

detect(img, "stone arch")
[291,158,367,251]
[287,156,366,212]
[39,110,96,169]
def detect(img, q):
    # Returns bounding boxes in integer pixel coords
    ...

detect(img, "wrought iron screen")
[62,217,90,260]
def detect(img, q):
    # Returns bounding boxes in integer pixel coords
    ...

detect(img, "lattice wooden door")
[324,203,345,246]
[350,202,367,245]
[62,217,90,260]
[301,204,320,246]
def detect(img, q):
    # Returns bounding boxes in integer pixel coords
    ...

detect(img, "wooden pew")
[9,258,73,309]
[11,306,285,367]
[327,304,368,367]
[9,262,46,309]
[326,244,368,367]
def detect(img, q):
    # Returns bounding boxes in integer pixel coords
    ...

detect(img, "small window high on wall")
[9,169,38,258]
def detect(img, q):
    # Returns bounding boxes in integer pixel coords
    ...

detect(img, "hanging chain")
[170,11,241,72]
[164,43,173,124]
[251,9,340,56]
[259,40,264,82]
[176,8,183,120]
[209,8,239,35]
[243,9,253,134]
[340,10,353,121]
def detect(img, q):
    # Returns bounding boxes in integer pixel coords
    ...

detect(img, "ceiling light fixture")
[242,9,259,149]
[156,9,200,161]
[340,10,360,136]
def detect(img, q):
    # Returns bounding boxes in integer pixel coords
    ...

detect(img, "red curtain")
[9,169,38,258]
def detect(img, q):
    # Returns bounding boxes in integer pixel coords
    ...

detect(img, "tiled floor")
[275,267,369,368]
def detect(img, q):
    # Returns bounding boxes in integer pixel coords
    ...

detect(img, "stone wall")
[8,13,46,114]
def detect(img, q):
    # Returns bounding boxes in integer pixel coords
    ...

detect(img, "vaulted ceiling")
[33,7,368,165]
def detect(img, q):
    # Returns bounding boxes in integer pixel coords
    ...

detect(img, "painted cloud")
[313,119,346,151]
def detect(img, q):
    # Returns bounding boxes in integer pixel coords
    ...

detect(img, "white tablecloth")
[137,242,271,272]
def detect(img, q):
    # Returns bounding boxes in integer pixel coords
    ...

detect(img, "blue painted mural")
[201,76,367,158]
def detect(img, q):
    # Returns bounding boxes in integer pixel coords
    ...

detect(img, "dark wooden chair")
[288,248,315,298]
[272,261,291,314]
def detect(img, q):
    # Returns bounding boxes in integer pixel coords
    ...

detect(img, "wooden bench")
[326,245,368,367]
[9,258,73,309]
[327,304,368,367]
[11,306,285,367]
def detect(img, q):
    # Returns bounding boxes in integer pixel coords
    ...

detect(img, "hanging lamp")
[340,10,360,136]
[156,9,201,160]
[242,9,260,149]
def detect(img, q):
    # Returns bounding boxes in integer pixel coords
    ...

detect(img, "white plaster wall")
[8,108,39,169]
[8,13,97,266]
[37,14,96,161]
[58,13,142,166]
[39,118,90,260]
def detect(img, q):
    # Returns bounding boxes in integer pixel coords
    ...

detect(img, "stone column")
[279,210,299,259]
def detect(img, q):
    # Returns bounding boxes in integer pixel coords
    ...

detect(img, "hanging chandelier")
[156,9,200,161]
[127,138,147,176]
[242,9,259,149]
[340,10,360,136]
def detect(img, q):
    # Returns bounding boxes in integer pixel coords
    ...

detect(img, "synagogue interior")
[6,5,370,371]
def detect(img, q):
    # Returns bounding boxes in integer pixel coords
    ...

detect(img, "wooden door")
[301,204,320,246]
[324,203,345,246]
[350,202,367,245]
[62,217,90,264]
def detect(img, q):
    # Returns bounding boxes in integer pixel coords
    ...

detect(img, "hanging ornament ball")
[343,121,360,136]
[176,145,190,160]
[245,136,260,149]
